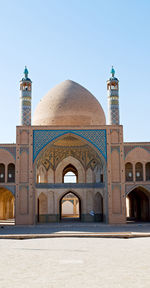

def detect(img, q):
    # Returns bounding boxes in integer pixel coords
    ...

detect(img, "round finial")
[111,66,115,77]
[24,66,28,79]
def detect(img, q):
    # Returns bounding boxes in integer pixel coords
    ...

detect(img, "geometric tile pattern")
[107,74,119,125]
[0,146,16,159]
[110,105,119,125]
[21,105,31,126]
[20,71,32,126]
[33,129,107,162]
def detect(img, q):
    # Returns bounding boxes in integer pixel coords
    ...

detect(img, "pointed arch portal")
[0,188,15,223]
[126,187,150,222]
[60,192,81,221]
[94,192,103,222]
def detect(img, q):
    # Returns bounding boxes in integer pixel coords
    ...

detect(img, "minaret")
[107,66,119,125]
[20,66,32,126]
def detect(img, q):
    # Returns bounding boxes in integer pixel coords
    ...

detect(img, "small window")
[0,164,5,183]
[146,163,150,181]
[135,162,143,181]
[7,163,15,183]
[125,163,133,182]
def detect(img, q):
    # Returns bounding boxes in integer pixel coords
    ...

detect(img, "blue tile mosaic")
[33,129,107,162]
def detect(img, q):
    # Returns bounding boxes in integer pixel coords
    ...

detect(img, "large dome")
[33,80,106,126]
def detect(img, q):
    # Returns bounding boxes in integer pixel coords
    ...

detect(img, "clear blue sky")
[0,0,149,143]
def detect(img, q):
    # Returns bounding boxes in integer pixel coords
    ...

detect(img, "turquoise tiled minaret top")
[110,66,115,77]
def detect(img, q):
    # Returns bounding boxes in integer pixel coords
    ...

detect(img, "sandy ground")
[0,237,150,288]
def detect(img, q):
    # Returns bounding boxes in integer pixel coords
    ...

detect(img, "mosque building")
[0,66,150,225]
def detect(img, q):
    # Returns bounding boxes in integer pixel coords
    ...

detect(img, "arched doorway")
[0,188,15,223]
[94,192,103,222]
[60,192,81,221]
[37,192,48,223]
[126,187,150,222]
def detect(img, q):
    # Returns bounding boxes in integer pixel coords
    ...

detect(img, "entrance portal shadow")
[60,191,81,222]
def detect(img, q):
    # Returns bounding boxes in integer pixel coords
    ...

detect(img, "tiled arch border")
[124,145,150,159]
[33,129,107,163]
[125,184,150,196]
[0,147,16,160]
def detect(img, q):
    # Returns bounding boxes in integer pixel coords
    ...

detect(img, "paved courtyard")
[0,237,150,288]
[1,222,150,234]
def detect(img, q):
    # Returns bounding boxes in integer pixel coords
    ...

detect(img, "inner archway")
[63,164,78,183]
[126,187,150,222]
[60,192,81,221]
[37,192,48,223]
[94,192,103,222]
[0,188,15,223]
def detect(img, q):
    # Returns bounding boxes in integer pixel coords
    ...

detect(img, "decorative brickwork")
[111,146,120,153]
[20,147,29,155]
[124,145,150,159]
[0,146,16,159]
[125,184,150,195]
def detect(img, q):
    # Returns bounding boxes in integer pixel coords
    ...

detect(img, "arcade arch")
[0,188,15,220]
[37,166,47,183]
[55,156,84,183]
[94,192,103,221]
[126,187,150,221]
[37,192,48,222]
